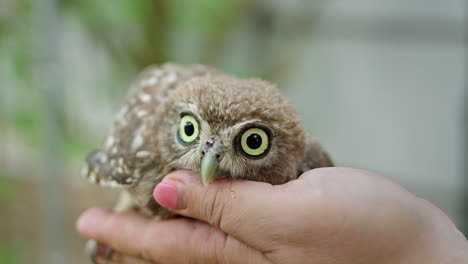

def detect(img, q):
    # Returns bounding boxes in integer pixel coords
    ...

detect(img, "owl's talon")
[86,239,114,264]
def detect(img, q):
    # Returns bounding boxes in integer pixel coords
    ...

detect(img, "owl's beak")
[201,151,219,186]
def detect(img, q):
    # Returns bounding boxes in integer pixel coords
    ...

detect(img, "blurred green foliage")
[0,173,16,201]
[7,107,41,147]
[0,243,19,264]
[1,0,316,169]
[168,0,238,30]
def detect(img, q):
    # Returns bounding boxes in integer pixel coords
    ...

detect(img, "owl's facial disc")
[200,136,224,186]
[175,111,272,186]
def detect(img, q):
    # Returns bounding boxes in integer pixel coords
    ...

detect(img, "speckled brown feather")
[83,63,333,217]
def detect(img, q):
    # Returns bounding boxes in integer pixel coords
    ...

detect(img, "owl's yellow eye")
[240,128,269,157]
[178,115,199,144]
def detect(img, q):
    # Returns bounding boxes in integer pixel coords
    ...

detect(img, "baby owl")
[83,63,333,261]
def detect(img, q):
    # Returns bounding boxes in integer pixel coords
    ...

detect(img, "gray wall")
[284,0,466,226]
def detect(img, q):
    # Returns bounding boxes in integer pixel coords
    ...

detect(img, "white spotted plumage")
[83,64,222,192]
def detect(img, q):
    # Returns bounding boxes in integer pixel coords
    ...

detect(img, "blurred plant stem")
[32,0,69,263]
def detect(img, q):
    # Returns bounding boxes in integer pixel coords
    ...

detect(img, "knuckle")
[203,187,229,228]
[193,226,227,263]
[139,223,162,260]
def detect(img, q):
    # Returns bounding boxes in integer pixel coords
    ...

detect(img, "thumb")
[153,170,284,241]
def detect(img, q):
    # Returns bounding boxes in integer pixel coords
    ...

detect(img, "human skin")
[77,168,468,263]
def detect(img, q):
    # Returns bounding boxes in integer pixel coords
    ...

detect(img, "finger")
[77,208,150,258]
[76,207,268,264]
[153,170,298,250]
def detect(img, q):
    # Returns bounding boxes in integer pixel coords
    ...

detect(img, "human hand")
[77,168,468,263]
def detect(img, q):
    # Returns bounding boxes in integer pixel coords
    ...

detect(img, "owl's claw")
[86,239,114,264]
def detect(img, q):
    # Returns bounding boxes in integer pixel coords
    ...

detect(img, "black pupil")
[246,134,262,149]
[184,122,195,136]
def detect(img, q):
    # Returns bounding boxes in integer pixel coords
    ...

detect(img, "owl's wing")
[83,64,220,187]
[301,136,334,173]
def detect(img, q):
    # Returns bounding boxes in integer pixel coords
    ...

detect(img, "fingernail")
[154,179,186,209]
[76,214,91,232]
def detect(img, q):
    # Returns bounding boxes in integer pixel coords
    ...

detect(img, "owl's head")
[157,74,307,186]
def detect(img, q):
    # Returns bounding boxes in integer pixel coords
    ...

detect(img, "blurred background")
[1,0,467,263]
